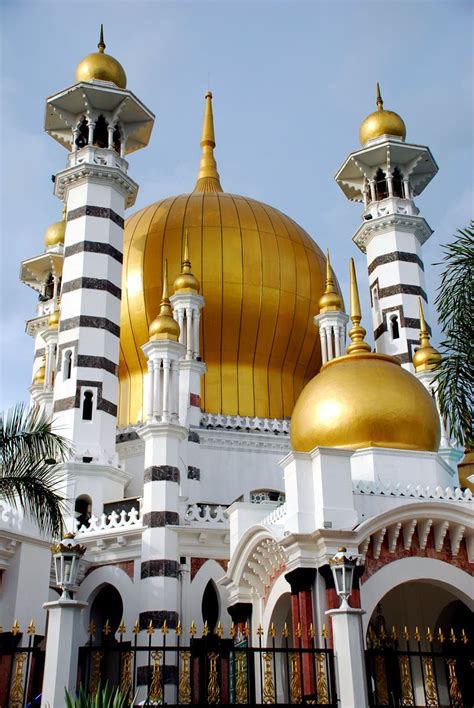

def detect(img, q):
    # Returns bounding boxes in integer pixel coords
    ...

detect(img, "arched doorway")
[266,592,293,703]
[85,584,125,690]
[365,581,473,706]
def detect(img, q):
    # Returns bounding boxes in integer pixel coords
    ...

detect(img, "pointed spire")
[148,259,180,341]
[194,91,223,193]
[376,82,383,111]
[413,298,441,372]
[174,229,200,293]
[98,24,106,53]
[318,249,343,313]
[347,258,371,355]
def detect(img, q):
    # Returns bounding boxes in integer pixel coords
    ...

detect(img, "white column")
[369,179,376,202]
[193,310,200,358]
[41,600,87,708]
[326,326,333,360]
[146,360,153,421]
[320,328,328,365]
[153,359,161,420]
[334,326,341,357]
[87,120,95,145]
[326,607,368,708]
[186,307,193,359]
[177,308,185,346]
[162,359,170,421]
[107,125,114,149]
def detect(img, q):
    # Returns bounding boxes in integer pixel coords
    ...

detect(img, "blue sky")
[1,0,472,410]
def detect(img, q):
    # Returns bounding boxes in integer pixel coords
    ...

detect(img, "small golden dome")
[318,250,343,313]
[413,298,441,373]
[149,261,181,341]
[359,83,406,146]
[290,259,440,453]
[48,309,60,329]
[33,356,46,385]
[44,214,66,248]
[75,26,127,90]
[174,230,200,293]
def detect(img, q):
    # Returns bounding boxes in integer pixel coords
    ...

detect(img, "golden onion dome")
[75,26,127,90]
[48,309,60,329]
[44,212,66,248]
[118,92,337,425]
[359,83,406,146]
[290,260,440,453]
[148,261,181,341]
[33,356,46,385]
[318,250,343,313]
[174,230,200,294]
[413,298,441,373]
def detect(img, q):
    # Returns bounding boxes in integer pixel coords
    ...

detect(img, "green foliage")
[64,682,134,708]
[0,402,71,538]
[434,222,474,448]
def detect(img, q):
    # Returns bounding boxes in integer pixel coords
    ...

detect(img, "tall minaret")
[313,249,348,364]
[44,28,154,510]
[335,84,438,369]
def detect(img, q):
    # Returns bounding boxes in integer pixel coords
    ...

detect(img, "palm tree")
[0,403,72,538]
[434,222,474,450]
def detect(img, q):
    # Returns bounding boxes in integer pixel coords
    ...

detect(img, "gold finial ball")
[173,271,200,294]
[48,310,60,329]
[413,343,442,373]
[75,51,127,89]
[33,361,46,385]
[359,110,406,146]
[149,313,180,341]
[290,351,440,453]
[44,219,65,248]
[318,289,343,314]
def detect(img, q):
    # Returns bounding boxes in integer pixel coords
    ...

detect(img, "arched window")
[390,315,400,340]
[75,117,88,149]
[392,167,404,198]
[202,581,219,633]
[75,495,92,529]
[374,168,388,200]
[63,350,72,380]
[82,390,94,420]
[94,115,108,149]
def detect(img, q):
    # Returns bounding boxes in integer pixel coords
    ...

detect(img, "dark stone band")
[368,250,424,275]
[377,283,428,301]
[60,316,120,338]
[144,465,180,484]
[137,663,177,686]
[53,379,117,417]
[64,240,123,264]
[77,355,118,375]
[143,511,180,527]
[141,559,180,579]
[188,430,200,444]
[187,466,200,481]
[67,205,124,229]
[62,277,121,300]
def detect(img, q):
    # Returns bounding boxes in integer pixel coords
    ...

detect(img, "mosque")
[1,28,473,707]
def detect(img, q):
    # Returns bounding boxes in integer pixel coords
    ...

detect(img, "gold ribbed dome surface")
[290,351,441,453]
[75,26,127,89]
[359,83,406,146]
[44,218,65,248]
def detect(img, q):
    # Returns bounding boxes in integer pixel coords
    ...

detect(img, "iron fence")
[0,621,44,708]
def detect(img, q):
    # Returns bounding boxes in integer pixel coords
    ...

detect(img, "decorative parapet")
[200,413,289,434]
[261,503,288,526]
[353,480,473,501]
[0,501,23,532]
[185,503,229,525]
[76,507,142,536]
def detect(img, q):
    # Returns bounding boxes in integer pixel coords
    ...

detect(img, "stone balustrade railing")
[200,413,289,434]
[261,502,288,526]
[353,480,473,501]
[76,507,142,536]
[185,503,229,524]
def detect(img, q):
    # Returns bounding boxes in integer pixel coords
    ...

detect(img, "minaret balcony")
[362,196,419,221]
[67,145,129,172]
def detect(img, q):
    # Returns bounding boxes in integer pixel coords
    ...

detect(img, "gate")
[79,619,338,705]
[365,624,473,707]
[0,622,45,708]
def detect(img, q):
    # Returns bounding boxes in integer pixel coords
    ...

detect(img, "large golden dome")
[290,260,440,453]
[118,94,335,425]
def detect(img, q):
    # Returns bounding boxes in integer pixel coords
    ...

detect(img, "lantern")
[51,533,86,600]
[329,547,360,609]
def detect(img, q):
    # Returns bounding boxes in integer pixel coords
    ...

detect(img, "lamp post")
[41,534,87,706]
[51,533,86,599]
[326,547,368,707]
[329,546,360,609]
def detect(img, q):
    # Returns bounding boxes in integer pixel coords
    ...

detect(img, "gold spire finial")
[148,259,180,341]
[413,297,441,372]
[98,24,105,53]
[174,229,200,293]
[318,249,343,313]
[347,258,371,355]
[376,82,383,111]
[194,91,223,193]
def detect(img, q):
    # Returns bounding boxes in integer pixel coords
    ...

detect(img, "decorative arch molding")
[360,556,474,636]
[190,559,230,633]
[76,564,135,641]
[262,573,292,641]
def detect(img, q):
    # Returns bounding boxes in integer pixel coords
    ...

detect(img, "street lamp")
[51,533,86,600]
[329,547,360,609]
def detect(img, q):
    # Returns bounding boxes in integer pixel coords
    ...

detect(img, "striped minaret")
[336,84,438,369]
[138,265,186,644]
[44,29,154,513]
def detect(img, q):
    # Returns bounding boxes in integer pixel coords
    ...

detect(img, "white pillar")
[186,307,193,359]
[334,326,341,357]
[41,599,87,707]
[193,311,200,358]
[326,327,333,360]
[326,607,368,708]
[320,328,328,365]
[162,359,170,421]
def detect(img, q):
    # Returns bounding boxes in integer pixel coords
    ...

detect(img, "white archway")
[188,559,230,635]
[361,556,474,636]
